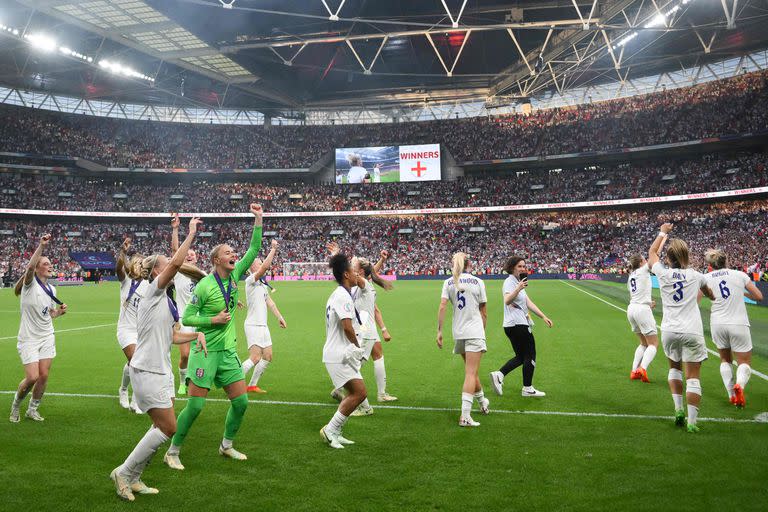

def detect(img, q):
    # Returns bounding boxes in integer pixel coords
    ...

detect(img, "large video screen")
[335,143,441,184]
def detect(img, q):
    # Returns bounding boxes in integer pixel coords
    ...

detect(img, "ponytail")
[140,255,160,282]
[452,252,468,292]
[358,257,393,291]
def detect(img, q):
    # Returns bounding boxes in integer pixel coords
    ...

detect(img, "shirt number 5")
[457,291,466,310]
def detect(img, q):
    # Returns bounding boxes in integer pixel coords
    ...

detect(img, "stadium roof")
[0,0,767,115]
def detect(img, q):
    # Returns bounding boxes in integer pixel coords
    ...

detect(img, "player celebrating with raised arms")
[626,253,661,383]
[171,213,207,396]
[116,237,147,412]
[320,252,367,448]
[648,223,714,433]
[164,204,264,468]
[489,256,553,398]
[9,234,67,423]
[704,249,763,407]
[242,239,284,393]
[437,252,490,427]
[110,217,207,501]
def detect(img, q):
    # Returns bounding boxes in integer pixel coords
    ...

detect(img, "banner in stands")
[2,186,765,219]
[335,144,441,184]
[70,252,116,269]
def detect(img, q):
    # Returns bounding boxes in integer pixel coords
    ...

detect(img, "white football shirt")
[352,280,378,340]
[628,265,653,306]
[441,273,487,340]
[131,279,176,375]
[174,273,197,327]
[652,263,707,336]
[347,166,368,184]
[244,275,269,327]
[502,275,529,327]
[706,269,751,326]
[117,277,146,336]
[322,286,359,363]
[18,279,57,342]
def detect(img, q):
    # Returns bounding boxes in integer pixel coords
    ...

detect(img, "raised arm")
[156,217,201,289]
[24,234,51,286]
[251,239,278,281]
[233,204,263,281]
[116,237,130,282]
[373,250,389,274]
[171,213,180,253]
[648,223,673,268]
[504,279,528,305]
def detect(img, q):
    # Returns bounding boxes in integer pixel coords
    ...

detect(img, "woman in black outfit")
[489,256,553,397]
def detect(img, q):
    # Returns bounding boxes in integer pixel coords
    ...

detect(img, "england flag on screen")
[398,144,441,182]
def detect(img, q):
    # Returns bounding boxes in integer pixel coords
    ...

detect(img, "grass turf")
[0,279,766,511]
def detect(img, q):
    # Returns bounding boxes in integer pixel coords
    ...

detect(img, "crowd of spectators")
[2,201,766,283]
[1,151,764,213]
[0,70,766,168]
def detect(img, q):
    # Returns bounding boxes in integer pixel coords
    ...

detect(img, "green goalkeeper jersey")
[182,224,262,352]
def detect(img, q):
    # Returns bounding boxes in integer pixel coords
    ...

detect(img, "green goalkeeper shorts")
[186,348,245,390]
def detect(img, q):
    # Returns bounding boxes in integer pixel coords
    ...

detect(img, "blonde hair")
[704,248,727,270]
[666,239,690,269]
[140,255,160,282]
[452,252,468,291]
[126,254,145,280]
[347,153,362,167]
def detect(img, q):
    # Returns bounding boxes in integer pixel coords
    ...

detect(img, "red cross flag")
[398,144,441,182]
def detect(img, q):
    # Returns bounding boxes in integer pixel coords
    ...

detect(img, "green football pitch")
[1,279,766,511]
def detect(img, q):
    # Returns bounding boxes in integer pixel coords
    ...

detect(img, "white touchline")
[0,390,762,424]
[0,322,117,341]
[560,281,768,382]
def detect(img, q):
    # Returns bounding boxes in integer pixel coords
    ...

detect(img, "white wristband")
[381,327,388,331]
[658,231,668,238]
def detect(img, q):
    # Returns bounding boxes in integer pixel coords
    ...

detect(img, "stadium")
[1,0,767,509]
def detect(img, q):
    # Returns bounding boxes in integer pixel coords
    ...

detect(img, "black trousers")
[499,325,537,387]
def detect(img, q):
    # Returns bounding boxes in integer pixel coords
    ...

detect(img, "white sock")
[373,358,387,395]
[720,362,735,397]
[178,367,187,386]
[29,398,41,411]
[12,391,22,407]
[461,392,473,418]
[473,390,485,404]
[166,444,180,456]
[119,427,169,481]
[736,363,751,389]
[327,410,348,435]
[640,345,657,370]
[121,363,131,390]
[672,394,683,411]
[632,345,646,371]
[360,398,371,409]
[249,359,270,387]
[242,358,255,375]
[221,438,233,450]
[687,404,699,426]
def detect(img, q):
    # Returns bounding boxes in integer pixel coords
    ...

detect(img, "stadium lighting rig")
[613,0,695,50]
[0,22,153,82]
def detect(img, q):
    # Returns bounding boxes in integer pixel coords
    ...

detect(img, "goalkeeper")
[163,204,263,469]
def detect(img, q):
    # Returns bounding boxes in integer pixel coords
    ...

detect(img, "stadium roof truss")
[14,0,300,106]
[0,0,765,120]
